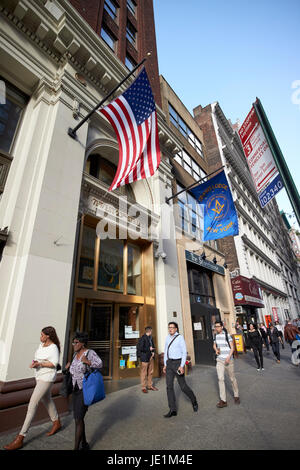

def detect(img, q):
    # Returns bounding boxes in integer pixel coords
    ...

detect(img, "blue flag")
[190,170,239,241]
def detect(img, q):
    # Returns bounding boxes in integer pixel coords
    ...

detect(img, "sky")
[153,0,300,229]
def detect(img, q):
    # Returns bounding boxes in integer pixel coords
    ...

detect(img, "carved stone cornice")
[81,174,161,240]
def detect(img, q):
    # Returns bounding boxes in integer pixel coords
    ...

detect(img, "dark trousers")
[166,359,196,412]
[271,342,280,361]
[252,344,263,368]
[262,336,270,351]
[278,332,285,349]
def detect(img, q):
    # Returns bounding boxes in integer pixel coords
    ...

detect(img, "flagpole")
[68,53,151,140]
[165,165,225,204]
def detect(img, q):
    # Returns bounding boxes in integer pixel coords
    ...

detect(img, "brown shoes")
[142,388,148,393]
[216,400,227,408]
[234,397,241,404]
[46,419,61,436]
[3,434,24,450]
[147,386,158,391]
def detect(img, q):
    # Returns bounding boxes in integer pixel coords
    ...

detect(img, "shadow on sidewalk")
[89,393,138,448]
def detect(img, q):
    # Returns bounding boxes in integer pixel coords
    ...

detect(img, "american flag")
[98,68,161,191]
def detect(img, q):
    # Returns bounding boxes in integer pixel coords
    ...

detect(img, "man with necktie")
[163,322,198,417]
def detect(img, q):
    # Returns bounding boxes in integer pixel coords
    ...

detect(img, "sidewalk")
[1,345,300,450]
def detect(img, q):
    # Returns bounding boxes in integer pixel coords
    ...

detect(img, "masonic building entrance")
[72,301,141,379]
[69,214,157,381]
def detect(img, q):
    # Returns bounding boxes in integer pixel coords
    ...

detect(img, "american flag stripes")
[98,67,161,191]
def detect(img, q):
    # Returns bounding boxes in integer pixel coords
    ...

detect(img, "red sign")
[231,275,264,308]
[238,106,278,193]
[272,307,279,322]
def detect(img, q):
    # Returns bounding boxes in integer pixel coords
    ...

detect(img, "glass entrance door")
[191,305,221,365]
[114,305,141,379]
[86,303,112,378]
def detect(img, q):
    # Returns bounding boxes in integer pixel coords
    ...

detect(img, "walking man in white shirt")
[163,322,198,417]
[213,320,240,408]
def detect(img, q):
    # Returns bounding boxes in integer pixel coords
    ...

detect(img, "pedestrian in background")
[65,331,103,450]
[163,322,198,418]
[274,321,285,349]
[4,327,61,451]
[248,324,264,371]
[137,326,158,393]
[259,323,270,352]
[213,321,240,408]
[267,323,281,363]
[284,320,300,365]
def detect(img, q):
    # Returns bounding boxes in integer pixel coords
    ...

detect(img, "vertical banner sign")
[238,106,284,208]
[190,170,239,241]
[272,307,279,323]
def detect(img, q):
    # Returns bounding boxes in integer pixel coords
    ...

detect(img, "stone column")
[0,83,88,382]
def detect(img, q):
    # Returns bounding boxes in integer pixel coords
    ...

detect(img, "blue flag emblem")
[190,170,239,241]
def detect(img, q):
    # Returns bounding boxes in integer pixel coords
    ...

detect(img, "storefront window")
[127,244,142,295]
[78,225,95,287]
[98,239,124,292]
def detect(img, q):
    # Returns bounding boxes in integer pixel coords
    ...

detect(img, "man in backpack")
[137,326,158,393]
[213,320,240,408]
[162,322,198,417]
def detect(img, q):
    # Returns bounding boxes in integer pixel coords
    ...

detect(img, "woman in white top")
[4,326,61,451]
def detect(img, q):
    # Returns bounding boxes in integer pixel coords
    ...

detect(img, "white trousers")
[20,380,58,436]
[216,359,239,402]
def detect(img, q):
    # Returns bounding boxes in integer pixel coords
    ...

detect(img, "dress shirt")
[164,333,187,368]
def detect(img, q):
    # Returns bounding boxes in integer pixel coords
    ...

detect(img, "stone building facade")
[0,0,181,433]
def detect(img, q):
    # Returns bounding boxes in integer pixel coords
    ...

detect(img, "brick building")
[193,102,298,328]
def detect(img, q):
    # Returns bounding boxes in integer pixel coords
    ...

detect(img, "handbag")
[60,369,73,397]
[59,353,76,398]
[82,351,105,406]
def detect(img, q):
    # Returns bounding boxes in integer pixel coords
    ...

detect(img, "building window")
[98,239,124,292]
[127,244,142,295]
[104,0,118,21]
[85,155,136,201]
[174,149,206,181]
[188,268,216,306]
[125,55,137,71]
[100,26,116,50]
[127,0,136,16]
[169,103,204,157]
[0,78,27,194]
[78,225,95,288]
[176,183,204,240]
[126,21,137,46]
[78,227,143,296]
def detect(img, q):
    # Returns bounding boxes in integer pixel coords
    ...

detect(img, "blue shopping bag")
[83,369,106,406]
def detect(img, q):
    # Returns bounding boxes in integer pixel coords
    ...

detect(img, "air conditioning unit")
[235,306,243,314]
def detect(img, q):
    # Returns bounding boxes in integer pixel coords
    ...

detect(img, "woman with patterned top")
[65,331,103,450]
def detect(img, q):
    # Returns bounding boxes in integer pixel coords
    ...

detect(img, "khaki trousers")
[20,380,58,436]
[140,358,154,389]
[216,359,239,402]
